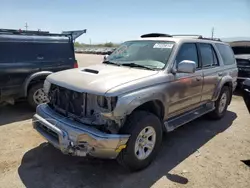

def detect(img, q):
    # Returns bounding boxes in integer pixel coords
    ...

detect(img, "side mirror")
[177,60,196,73]
[103,55,109,61]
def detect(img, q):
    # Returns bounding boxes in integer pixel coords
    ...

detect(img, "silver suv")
[33,33,238,171]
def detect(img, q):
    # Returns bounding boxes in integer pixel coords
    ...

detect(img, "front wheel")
[27,82,49,109]
[117,111,163,172]
[209,86,230,119]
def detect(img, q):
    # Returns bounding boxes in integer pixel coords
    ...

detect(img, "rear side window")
[236,59,250,66]
[39,43,74,60]
[215,43,235,65]
[0,41,74,63]
[198,43,219,68]
[232,47,250,55]
[176,43,199,68]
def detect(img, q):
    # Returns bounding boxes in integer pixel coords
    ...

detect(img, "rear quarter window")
[236,59,250,66]
[0,39,74,63]
[215,43,236,65]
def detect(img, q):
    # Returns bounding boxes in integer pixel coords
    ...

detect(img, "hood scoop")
[82,69,99,74]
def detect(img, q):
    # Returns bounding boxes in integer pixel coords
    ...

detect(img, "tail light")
[74,61,78,68]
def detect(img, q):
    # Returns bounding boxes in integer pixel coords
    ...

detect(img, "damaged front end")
[47,84,124,134]
[32,83,130,158]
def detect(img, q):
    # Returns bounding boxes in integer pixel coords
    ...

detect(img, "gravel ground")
[0,54,250,188]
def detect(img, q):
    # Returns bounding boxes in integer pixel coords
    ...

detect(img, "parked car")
[235,55,250,87]
[230,41,250,87]
[242,78,250,113]
[0,29,84,108]
[33,33,238,171]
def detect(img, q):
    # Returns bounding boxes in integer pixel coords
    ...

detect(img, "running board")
[164,102,215,132]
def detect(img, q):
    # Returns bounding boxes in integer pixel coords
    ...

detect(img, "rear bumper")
[33,104,130,159]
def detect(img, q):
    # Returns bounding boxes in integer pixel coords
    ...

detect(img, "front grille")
[48,84,85,117]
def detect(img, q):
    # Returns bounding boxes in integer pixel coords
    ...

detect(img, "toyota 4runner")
[33,33,238,171]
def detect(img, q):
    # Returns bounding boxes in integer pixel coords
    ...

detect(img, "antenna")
[211,27,214,39]
[25,23,28,31]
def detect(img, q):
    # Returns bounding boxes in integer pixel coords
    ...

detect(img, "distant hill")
[221,37,250,42]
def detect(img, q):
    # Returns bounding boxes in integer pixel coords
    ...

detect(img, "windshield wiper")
[121,63,155,70]
[103,60,120,66]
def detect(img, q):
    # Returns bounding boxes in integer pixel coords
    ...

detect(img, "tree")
[104,42,114,47]
[74,42,83,47]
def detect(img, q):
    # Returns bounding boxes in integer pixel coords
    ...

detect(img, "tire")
[27,82,48,109]
[117,111,163,172]
[208,86,230,119]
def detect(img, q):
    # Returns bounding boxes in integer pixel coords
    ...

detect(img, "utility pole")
[25,22,28,31]
[89,38,92,45]
[211,27,214,39]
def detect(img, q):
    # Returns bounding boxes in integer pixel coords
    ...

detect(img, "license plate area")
[35,121,59,143]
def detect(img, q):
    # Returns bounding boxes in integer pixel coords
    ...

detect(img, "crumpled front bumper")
[32,104,130,159]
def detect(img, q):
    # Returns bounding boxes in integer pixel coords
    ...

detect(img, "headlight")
[43,80,51,94]
[97,96,118,110]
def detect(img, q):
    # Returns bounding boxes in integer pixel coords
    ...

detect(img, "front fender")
[111,87,167,119]
[212,75,233,101]
[23,71,53,96]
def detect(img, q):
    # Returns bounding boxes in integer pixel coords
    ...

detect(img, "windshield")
[106,40,175,69]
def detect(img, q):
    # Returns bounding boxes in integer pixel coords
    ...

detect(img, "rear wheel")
[27,82,49,109]
[117,111,163,171]
[209,86,230,119]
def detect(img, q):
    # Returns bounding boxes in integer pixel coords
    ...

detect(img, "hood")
[47,63,158,95]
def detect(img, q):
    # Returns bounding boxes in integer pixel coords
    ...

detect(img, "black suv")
[0,29,85,108]
[230,41,250,87]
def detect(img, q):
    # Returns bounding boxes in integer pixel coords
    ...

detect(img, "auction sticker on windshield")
[153,43,174,49]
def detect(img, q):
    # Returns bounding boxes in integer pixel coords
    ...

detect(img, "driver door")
[168,43,203,117]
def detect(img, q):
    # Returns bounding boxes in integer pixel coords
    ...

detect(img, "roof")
[135,37,226,45]
[0,34,70,43]
[131,33,226,45]
[0,28,87,42]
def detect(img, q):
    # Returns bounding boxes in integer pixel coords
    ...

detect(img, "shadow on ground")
[0,102,34,126]
[18,111,237,188]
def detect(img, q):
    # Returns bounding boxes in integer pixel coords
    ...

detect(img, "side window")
[176,43,199,68]
[212,48,219,66]
[215,43,236,65]
[199,43,218,68]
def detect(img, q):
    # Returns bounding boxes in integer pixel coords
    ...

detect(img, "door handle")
[218,72,223,76]
[37,56,44,60]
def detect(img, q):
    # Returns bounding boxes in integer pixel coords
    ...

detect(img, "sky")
[0,0,250,44]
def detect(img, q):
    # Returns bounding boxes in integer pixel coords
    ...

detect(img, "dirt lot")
[0,54,250,188]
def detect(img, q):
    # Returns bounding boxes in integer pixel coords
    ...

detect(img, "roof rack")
[141,33,172,38]
[141,33,221,41]
[172,34,221,41]
[0,29,87,40]
[0,29,65,37]
[200,37,221,41]
[172,34,202,38]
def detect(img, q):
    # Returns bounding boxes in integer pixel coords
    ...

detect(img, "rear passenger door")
[198,43,221,102]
